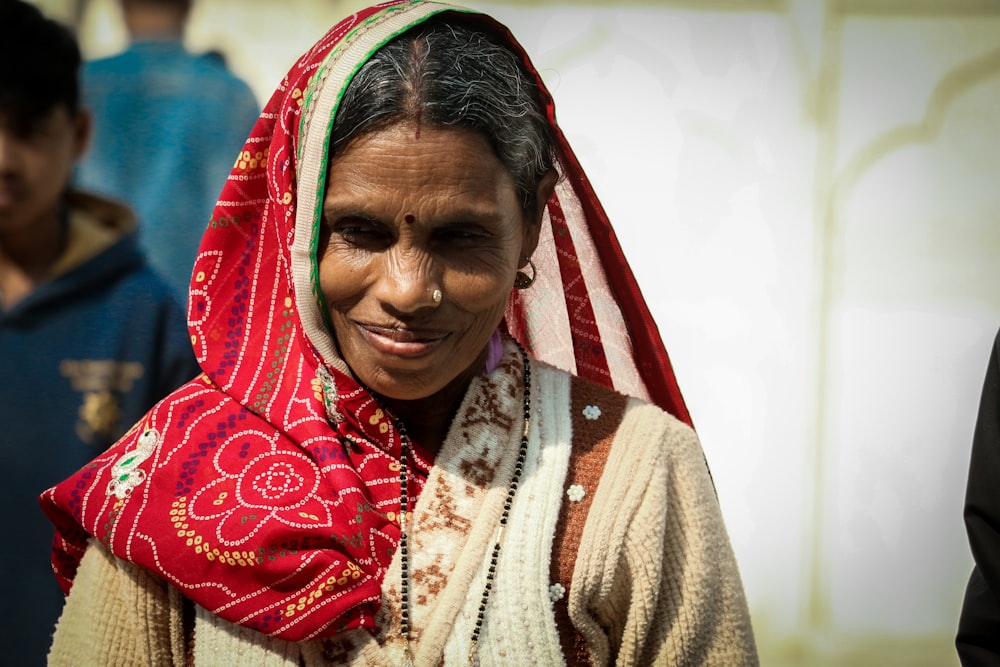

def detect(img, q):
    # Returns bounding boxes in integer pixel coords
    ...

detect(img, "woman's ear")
[520,168,558,261]
[534,168,558,225]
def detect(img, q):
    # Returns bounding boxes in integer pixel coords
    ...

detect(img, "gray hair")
[330,17,555,215]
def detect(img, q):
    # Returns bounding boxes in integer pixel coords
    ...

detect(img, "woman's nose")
[375,247,440,313]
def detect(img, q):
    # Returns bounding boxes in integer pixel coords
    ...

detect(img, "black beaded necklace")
[397,342,532,667]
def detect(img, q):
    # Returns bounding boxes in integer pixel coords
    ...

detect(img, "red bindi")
[404,214,416,224]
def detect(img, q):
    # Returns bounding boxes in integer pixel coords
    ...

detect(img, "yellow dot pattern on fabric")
[283,562,362,617]
[369,408,389,433]
[170,497,262,567]
[233,147,270,171]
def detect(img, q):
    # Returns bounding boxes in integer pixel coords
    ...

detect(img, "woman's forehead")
[323,121,518,219]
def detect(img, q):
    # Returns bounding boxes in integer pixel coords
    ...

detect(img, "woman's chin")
[359,362,480,407]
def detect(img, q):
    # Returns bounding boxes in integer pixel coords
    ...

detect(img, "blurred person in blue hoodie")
[0,1,200,662]
[75,0,259,301]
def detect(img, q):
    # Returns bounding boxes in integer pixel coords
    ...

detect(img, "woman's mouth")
[358,323,449,358]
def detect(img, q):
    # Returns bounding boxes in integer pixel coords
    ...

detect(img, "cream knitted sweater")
[48,363,757,666]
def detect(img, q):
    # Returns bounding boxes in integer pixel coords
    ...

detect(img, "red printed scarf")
[42,0,689,643]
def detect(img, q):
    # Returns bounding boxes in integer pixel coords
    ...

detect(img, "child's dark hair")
[0,0,82,128]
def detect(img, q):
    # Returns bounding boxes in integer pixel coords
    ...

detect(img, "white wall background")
[42,0,1000,664]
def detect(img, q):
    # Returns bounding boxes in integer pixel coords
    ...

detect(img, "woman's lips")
[358,323,449,358]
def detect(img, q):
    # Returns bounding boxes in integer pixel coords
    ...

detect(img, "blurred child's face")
[0,105,88,236]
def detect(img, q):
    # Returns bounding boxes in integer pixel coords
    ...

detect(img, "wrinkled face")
[0,106,87,236]
[318,121,540,401]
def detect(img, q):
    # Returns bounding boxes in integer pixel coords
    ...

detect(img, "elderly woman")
[42,2,758,665]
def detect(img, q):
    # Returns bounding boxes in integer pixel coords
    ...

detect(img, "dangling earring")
[514,258,536,289]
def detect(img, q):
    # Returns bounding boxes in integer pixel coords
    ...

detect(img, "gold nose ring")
[432,289,443,304]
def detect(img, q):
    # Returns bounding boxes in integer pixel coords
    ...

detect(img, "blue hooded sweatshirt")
[0,191,200,664]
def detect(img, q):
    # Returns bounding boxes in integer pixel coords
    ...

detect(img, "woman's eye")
[435,226,489,244]
[331,219,390,246]
[339,224,372,237]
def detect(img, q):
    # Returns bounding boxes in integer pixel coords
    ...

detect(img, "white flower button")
[582,404,601,420]
[549,582,566,602]
[567,484,586,502]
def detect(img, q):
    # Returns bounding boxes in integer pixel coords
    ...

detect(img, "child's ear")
[71,109,92,161]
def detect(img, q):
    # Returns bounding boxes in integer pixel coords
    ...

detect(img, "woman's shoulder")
[130,374,250,443]
[528,362,698,513]
[107,376,276,492]
[534,360,692,441]
[44,376,260,528]
[41,377,291,593]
